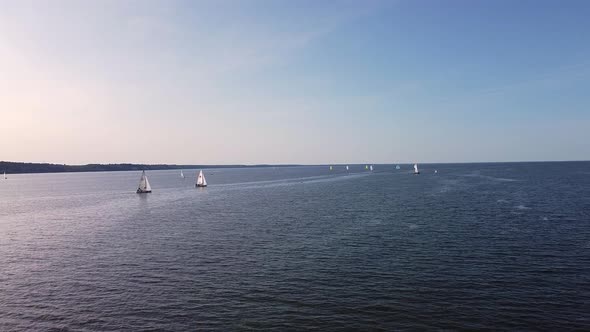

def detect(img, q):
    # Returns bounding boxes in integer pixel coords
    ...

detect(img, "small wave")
[515,205,530,210]
[497,199,509,203]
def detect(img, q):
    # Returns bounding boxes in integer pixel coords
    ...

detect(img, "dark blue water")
[1,163,589,330]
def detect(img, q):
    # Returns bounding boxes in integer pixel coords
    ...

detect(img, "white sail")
[414,164,419,173]
[139,174,145,188]
[396,165,400,170]
[197,170,207,186]
[180,170,184,178]
[370,165,373,171]
[137,170,151,192]
[346,165,349,171]
[144,175,151,191]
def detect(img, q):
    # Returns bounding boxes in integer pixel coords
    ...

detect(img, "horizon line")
[2,159,589,167]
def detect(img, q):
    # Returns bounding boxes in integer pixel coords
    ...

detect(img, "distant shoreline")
[1,160,588,175]
[0,161,301,175]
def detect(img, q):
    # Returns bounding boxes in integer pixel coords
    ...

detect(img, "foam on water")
[515,204,531,210]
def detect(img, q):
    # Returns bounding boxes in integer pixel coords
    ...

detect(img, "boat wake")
[462,172,519,182]
[223,173,370,191]
[430,178,469,195]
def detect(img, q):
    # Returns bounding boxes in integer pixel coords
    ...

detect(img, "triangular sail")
[197,170,207,186]
[180,170,184,178]
[346,165,349,171]
[138,171,145,189]
[138,170,151,192]
[370,165,373,171]
[414,164,419,173]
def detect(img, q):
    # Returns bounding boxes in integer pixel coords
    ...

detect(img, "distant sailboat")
[136,170,152,193]
[346,165,349,171]
[180,170,185,178]
[329,165,333,171]
[365,165,369,170]
[3,171,6,180]
[413,164,420,175]
[196,170,207,187]
[396,165,400,170]
[434,169,438,174]
[370,165,374,171]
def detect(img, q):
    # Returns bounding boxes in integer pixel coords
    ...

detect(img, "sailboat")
[413,164,420,175]
[196,170,207,187]
[346,165,349,171]
[396,165,400,170]
[365,165,369,170]
[180,170,185,178]
[434,169,438,174]
[3,171,6,180]
[370,165,374,171]
[136,170,152,193]
[329,165,333,171]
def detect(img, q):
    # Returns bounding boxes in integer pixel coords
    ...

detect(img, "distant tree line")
[0,161,297,174]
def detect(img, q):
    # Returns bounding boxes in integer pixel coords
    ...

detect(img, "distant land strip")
[0,161,300,174]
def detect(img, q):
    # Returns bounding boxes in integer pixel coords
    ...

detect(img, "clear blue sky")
[1,0,589,164]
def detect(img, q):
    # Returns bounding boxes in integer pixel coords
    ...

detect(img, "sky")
[1,0,589,165]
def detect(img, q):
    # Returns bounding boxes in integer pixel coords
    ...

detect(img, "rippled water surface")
[1,163,590,330]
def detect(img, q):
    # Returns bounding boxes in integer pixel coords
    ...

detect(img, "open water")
[1,162,589,330]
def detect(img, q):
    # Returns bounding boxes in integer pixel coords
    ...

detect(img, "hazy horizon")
[1,0,589,165]
[2,158,589,167]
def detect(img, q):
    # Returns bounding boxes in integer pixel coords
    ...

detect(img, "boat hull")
[196,184,207,187]
[136,189,152,193]
[413,172,420,175]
